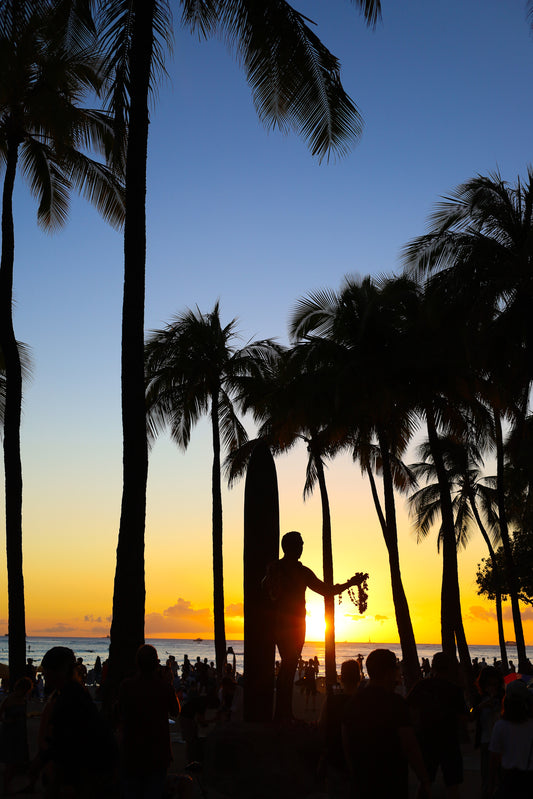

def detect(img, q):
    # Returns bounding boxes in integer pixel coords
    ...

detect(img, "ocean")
[2,636,529,674]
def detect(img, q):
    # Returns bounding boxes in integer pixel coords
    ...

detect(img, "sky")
[1,0,533,648]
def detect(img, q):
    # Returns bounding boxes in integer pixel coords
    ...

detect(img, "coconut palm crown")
[145,301,273,673]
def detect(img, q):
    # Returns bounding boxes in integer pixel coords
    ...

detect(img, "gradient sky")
[1,0,533,647]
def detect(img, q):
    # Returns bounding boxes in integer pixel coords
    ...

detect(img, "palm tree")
[403,170,533,671]
[99,0,383,686]
[290,274,422,689]
[145,302,272,674]
[97,0,167,696]
[398,277,483,681]
[408,435,508,670]
[0,0,124,683]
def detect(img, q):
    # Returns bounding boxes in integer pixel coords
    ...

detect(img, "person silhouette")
[264,530,358,722]
[118,644,180,798]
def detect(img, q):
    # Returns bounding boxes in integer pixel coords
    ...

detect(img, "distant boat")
[505,641,517,646]
[194,638,203,642]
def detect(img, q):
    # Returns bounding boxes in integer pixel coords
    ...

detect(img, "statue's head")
[281,530,304,558]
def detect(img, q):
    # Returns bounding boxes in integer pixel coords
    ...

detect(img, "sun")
[304,605,326,641]
[303,594,371,643]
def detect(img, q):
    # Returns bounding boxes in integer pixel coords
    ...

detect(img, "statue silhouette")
[264,531,357,722]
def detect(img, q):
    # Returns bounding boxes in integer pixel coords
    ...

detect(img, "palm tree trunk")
[425,406,473,689]
[493,409,527,671]
[211,391,227,675]
[468,491,508,670]
[0,136,26,686]
[315,454,336,688]
[375,430,420,690]
[107,0,153,696]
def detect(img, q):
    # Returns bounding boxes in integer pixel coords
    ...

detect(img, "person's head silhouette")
[136,644,160,676]
[281,531,303,559]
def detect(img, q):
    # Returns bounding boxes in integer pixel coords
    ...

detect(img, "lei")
[338,572,369,614]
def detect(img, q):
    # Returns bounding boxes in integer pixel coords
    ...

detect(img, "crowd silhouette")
[1,638,532,798]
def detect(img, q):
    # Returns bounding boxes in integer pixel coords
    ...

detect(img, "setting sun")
[305,606,326,642]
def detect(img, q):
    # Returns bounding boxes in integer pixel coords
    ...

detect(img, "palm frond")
[46,0,98,51]
[205,1,369,161]
[224,437,260,487]
[408,483,443,543]
[62,146,125,229]
[98,0,172,125]
[218,387,248,453]
[303,453,319,499]
[289,287,338,340]
[20,138,71,230]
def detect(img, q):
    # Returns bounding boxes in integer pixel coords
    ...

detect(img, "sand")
[1,690,481,798]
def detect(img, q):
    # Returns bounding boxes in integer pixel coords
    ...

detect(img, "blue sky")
[2,0,533,642]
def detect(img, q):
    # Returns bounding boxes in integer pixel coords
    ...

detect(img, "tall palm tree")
[145,302,272,674]
[398,277,483,682]
[97,0,168,696]
[0,0,124,683]
[403,169,533,670]
[408,435,507,671]
[99,0,383,686]
[290,274,422,689]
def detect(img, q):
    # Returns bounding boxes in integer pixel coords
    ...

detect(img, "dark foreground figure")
[407,651,468,798]
[342,648,431,799]
[0,676,32,793]
[118,644,180,798]
[30,646,116,797]
[489,679,533,799]
[318,659,361,799]
[263,530,358,722]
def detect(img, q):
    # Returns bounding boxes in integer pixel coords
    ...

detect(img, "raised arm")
[304,566,356,597]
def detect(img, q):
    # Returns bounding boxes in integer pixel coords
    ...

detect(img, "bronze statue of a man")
[264,530,357,722]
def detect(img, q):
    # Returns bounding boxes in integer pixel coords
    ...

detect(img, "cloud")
[503,605,533,621]
[467,605,496,622]
[374,615,389,623]
[145,598,213,635]
[225,603,244,618]
[35,623,77,634]
[466,603,533,624]
[84,615,103,623]
[144,597,245,636]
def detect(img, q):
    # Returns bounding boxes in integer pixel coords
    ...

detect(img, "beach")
[3,683,483,798]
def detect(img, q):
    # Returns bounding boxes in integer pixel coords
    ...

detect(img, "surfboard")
[243,441,280,722]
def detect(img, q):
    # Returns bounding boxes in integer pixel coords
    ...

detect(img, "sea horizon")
[2,635,529,675]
